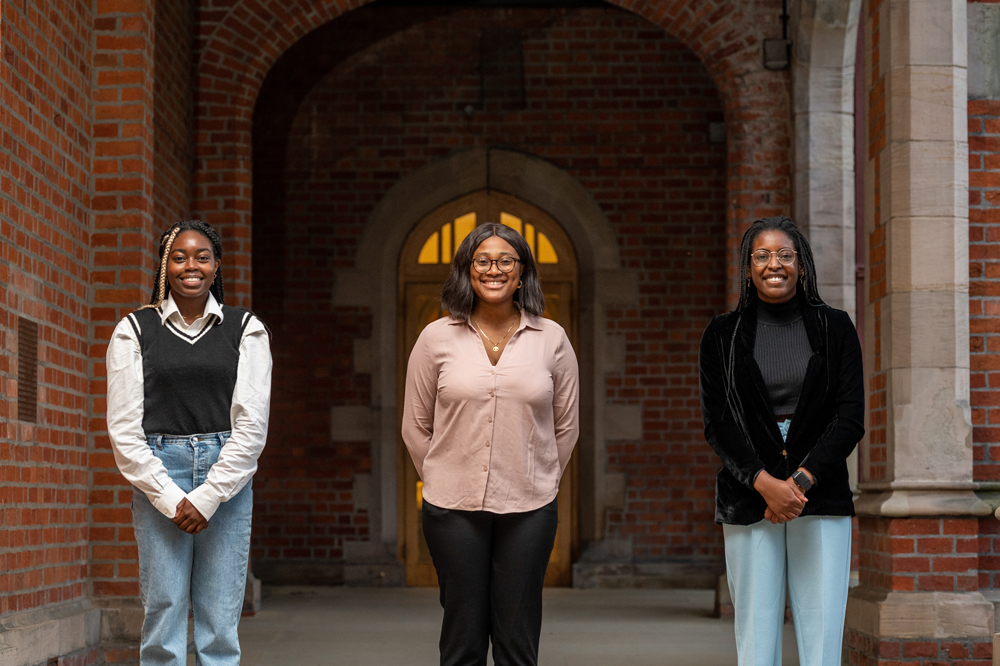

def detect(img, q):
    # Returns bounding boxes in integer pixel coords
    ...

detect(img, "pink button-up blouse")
[402,311,580,513]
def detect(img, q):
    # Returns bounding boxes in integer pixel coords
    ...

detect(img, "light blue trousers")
[723,516,852,666]
[132,432,252,666]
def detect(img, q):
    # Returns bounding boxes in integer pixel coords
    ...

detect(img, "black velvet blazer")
[698,293,864,525]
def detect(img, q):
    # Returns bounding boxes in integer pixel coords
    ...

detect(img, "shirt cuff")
[186,484,222,522]
[153,483,188,520]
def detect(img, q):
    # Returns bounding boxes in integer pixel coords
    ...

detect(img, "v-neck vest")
[127,306,251,436]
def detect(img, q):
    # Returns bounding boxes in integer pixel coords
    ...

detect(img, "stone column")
[792,0,862,320]
[845,0,995,662]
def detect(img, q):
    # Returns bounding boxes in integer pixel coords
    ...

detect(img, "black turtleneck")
[754,297,812,415]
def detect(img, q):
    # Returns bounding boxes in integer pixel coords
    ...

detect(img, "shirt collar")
[159,292,224,326]
[517,309,545,331]
[449,306,545,332]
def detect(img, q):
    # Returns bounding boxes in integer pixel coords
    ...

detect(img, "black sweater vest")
[126,305,251,436]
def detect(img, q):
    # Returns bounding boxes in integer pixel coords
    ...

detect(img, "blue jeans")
[132,432,252,666]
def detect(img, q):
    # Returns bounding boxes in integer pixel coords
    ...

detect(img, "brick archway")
[192,0,791,307]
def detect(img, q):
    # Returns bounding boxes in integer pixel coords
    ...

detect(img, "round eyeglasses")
[751,248,797,268]
[473,257,521,273]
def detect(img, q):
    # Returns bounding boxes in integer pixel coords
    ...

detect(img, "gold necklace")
[471,314,518,352]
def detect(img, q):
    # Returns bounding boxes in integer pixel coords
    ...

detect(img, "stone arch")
[192,0,794,306]
[791,0,863,319]
[789,0,864,492]
[333,147,632,548]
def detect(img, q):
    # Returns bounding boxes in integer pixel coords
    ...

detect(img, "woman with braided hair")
[105,220,271,665]
[699,217,864,666]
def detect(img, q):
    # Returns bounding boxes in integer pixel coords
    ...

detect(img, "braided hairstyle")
[142,220,225,309]
[736,216,824,312]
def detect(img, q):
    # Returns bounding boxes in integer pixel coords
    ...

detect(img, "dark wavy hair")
[142,220,225,309]
[736,216,824,312]
[440,223,545,319]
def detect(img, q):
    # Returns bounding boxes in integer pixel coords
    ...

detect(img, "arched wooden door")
[398,190,579,587]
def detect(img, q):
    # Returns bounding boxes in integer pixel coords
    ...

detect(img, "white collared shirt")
[105,293,272,521]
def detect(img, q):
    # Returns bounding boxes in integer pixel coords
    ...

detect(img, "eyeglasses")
[751,248,797,268]
[472,257,521,273]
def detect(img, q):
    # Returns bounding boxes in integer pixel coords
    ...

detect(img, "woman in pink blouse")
[403,223,579,666]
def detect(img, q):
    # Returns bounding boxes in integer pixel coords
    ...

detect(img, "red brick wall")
[251,6,731,563]
[970,98,1000,481]
[152,0,194,228]
[88,0,157,624]
[864,0,888,485]
[843,636,993,666]
[0,0,93,615]
[970,98,1000,592]
[194,0,792,307]
[858,517,979,593]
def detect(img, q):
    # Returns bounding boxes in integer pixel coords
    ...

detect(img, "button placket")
[191,436,207,488]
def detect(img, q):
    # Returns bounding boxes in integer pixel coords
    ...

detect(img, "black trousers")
[421,498,559,666]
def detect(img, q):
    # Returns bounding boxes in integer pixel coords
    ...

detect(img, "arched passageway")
[8,0,997,663]
[193,0,793,305]
[246,3,731,586]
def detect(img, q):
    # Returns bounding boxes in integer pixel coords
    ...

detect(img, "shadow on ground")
[235,587,800,666]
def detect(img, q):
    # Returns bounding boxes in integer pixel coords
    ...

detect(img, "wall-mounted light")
[708,122,727,145]
[763,0,791,71]
[763,39,790,70]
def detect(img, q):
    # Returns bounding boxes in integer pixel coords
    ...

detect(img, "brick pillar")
[88,0,157,659]
[845,0,995,663]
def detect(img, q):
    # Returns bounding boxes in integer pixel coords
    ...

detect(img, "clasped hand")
[173,498,208,534]
[753,472,806,524]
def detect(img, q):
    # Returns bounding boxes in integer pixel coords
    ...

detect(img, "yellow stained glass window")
[454,213,476,249]
[501,212,522,235]
[418,212,558,264]
[537,231,558,263]
[418,231,439,264]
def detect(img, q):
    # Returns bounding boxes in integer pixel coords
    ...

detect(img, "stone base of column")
[0,600,101,666]
[844,585,994,665]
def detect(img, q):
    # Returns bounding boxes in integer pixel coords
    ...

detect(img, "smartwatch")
[791,470,813,493]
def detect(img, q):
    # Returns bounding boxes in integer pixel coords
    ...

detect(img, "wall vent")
[480,28,524,111]
[17,317,38,423]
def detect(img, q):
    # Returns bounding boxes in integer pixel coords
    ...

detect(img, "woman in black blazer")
[699,216,864,666]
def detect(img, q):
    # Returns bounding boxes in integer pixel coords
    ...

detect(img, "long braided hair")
[722,218,826,459]
[141,220,225,310]
[736,216,824,312]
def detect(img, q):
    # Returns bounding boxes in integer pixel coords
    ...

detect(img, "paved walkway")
[235,587,801,666]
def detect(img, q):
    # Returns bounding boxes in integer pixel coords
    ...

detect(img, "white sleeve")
[105,317,187,519]
[187,315,272,521]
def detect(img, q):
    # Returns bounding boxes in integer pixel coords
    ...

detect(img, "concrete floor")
[231,586,801,666]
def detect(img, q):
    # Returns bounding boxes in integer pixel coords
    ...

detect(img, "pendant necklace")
[471,313,518,352]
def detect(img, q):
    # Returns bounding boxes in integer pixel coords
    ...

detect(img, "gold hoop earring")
[517,280,523,289]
